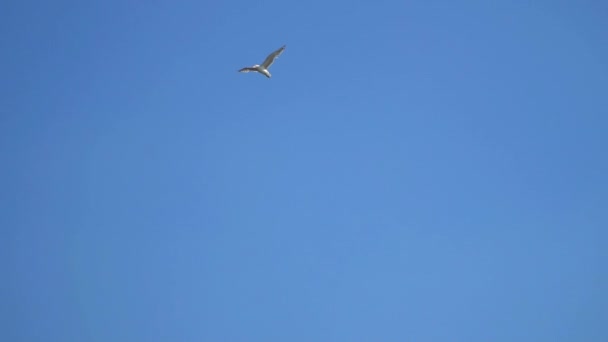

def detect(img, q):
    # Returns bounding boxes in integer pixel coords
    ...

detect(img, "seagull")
[238,45,286,78]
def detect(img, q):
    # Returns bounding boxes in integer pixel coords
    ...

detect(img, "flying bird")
[238,45,286,78]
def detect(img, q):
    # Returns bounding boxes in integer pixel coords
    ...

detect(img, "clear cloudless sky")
[1,0,607,341]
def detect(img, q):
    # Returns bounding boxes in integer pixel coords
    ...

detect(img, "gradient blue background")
[2,0,607,341]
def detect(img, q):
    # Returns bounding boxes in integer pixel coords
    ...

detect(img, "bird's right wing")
[261,45,286,69]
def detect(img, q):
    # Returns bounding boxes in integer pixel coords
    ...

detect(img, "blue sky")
[2,0,607,341]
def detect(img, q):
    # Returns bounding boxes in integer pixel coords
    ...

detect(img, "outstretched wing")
[238,67,257,73]
[261,45,286,69]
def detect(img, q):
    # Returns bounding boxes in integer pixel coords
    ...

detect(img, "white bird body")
[238,45,286,78]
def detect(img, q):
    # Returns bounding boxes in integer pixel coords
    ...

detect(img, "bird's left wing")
[238,67,257,73]
[261,45,286,69]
